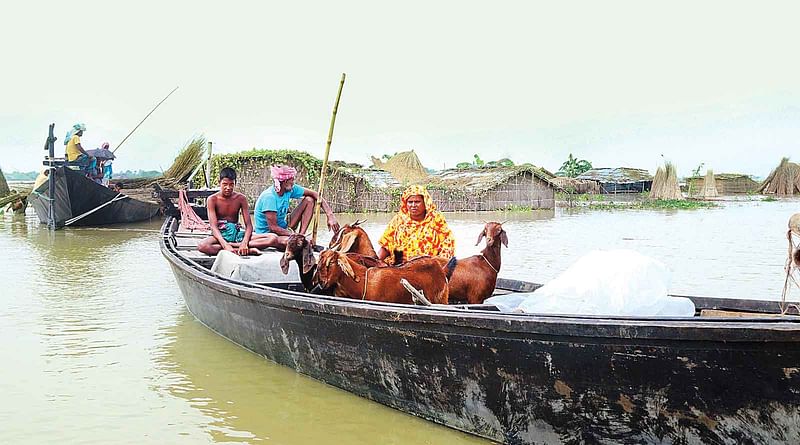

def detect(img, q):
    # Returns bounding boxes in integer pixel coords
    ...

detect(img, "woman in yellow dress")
[378,185,455,264]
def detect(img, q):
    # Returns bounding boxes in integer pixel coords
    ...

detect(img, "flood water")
[1,198,797,444]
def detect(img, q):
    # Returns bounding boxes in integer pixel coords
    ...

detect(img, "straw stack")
[700,169,718,198]
[164,136,206,183]
[373,150,429,184]
[650,162,683,200]
[0,167,9,197]
[758,157,800,195]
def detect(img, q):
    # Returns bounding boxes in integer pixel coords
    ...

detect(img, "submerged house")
[429,166,555,211]
[576,167,653,194]
[685,173,758,196]
[209,150,555,212]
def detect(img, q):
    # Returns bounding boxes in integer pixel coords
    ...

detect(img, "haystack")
[164,136,207,183]
[650,162,682,200]
[758,157,800,195]
[370,150,429,184]
[700,169,718,198]
[119,136,207,190]
[0,167,9,197]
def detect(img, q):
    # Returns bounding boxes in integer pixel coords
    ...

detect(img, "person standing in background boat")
[253,165,340,246]
[64,123,96,176]
[197,167,282,256]
[378,185,455,264]
[101,142,113,187]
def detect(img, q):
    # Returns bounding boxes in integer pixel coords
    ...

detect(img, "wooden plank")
[700,309,789,318]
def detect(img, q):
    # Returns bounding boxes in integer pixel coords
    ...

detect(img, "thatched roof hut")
[650,162,683,200]
[428,165,555,210]
[686,172,758,196]
[550,177,601,194]
[758,158,800,195]
[370,150,429,184]
[576,167,653,194]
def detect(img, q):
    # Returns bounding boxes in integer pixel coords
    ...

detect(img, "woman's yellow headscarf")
[379,185,455,262]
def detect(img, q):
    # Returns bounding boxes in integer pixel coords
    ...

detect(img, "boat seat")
[180,250,217,267]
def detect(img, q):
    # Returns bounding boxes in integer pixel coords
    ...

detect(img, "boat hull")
[162,220,800,444]
[29,167,159,227]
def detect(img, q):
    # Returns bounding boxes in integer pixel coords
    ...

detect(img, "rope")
[361,266,369,300]
[64,193,128,226]
[780,230,800,315]
[482,254,498,273]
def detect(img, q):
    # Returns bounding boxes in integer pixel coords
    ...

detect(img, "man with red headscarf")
[254,165,340,246]
[378,185,455,264]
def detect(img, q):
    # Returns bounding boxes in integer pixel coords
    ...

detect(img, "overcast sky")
[2,0,799,178]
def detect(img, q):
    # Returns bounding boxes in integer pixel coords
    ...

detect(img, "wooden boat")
[29,166,160,228]
[160,216,800,444]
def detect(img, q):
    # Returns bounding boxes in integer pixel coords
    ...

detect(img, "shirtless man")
[197,167,281,256]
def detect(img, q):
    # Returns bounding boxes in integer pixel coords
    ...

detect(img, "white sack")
[486,249,695,317]
[211,250,300,283]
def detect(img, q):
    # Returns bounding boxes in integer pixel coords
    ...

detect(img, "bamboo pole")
[311,73,346,245]
[205,141,213,188]
[112,86,179,154]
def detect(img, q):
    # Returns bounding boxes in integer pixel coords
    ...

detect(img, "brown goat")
[446,222,508,305]
[329,220,377,257]
[280,234,318,292]
[316,250,456,304]
[329,220,405,265]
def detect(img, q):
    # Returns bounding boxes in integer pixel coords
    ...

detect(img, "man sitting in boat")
[253,165,340,247]
[378,185,455,264]
[197,167,282,256]
[64,123,96,176]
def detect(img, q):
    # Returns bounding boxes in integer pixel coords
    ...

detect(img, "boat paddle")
[112,86,179,154]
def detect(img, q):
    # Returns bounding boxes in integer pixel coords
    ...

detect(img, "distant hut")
[699,170,718,198]
[0,167,9,197]
[686,172,758,196]
[758,158,800,195]
[370,150,429,185]
[550,177,601,194]
[650,162,683,200]
[429,166,555,211]
[576,167,653,194]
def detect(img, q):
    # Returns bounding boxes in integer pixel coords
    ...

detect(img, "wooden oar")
[311,73,346,246]
[112,86,179,154]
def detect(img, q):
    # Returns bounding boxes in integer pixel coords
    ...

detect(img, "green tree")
[473,154,484,168]
[557,153,592,178]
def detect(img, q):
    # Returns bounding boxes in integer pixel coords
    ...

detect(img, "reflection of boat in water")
[29,166,159,228]
[158,311,482,444]
[161,214,800,445]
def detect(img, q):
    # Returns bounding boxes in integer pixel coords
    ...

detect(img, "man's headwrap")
[270,165,297,190]
[64,123,87,145]
[101,142,110,150]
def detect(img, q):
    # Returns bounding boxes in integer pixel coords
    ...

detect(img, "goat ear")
[302,242,317,274]
[339,231,357,253]
[280,253,291,275]
[476,230,486,246]
[329,227,344,249]
[500,230,508,247]
[337,254,357,281]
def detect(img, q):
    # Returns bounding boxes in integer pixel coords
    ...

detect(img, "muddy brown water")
[1,199,796,443]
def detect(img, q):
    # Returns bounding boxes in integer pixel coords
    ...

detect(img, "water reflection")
[154,312,491,445]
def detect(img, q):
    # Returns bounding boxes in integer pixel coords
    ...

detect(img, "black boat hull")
[162,219,800,444]
[29,167,159,227]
